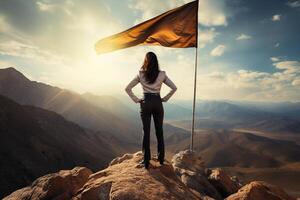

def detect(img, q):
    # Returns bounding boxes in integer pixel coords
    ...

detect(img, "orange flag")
[95,0,198,54]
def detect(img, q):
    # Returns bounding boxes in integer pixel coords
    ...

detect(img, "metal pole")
[190,0,199,152]
[190,47,198,152]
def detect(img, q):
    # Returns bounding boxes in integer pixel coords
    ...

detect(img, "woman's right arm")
[125,74,142,103]
[162,73,177,102]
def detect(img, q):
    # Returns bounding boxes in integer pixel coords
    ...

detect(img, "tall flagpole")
[190,46,198,152]
[190,0,199,152]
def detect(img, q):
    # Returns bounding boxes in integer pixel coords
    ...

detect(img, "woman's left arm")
[125,74,142,103]
[161,74,177,102]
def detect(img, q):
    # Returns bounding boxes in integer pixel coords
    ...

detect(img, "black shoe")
[139,160,149,169]
[159,159,164,165]
[145,161,149,169]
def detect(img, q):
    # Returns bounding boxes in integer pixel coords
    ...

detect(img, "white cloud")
[0,40,67,66]
[198,0,228,26]
[198,28,218,48]
[198,61,300,101]
[36,2,57,12]
[210,45,226,57]
[272,14,281,21]
[270,57,280,62]
[36,1,73,15]
[273,61,300,74]
[129,0,191,24]
[1,0,122,59]
[196,59,300,101]
[236,34,252,40]
[129,0,228,26]
[0,15,33,43]
[287,1,300,8]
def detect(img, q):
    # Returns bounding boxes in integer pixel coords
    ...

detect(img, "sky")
[0,0,300,102]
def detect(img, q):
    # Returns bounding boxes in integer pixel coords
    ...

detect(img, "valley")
[0,67,300,198]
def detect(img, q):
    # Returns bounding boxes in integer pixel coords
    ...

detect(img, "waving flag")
[95,0,198,54]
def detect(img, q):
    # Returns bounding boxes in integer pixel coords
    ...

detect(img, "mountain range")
[0,67,140,144]
[0,67,300,197]
[167,129,300,168]
[113,94,300,136]
[0,94,120,197]
[166,100,300,135]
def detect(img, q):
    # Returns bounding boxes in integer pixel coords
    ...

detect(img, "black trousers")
[140,93,165,163]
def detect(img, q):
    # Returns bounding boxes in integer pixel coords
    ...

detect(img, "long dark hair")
[141,52,160,84]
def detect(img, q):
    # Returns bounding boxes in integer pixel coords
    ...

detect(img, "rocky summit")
[4,150,296,200]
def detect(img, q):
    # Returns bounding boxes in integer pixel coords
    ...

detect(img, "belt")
[143,92,160,96]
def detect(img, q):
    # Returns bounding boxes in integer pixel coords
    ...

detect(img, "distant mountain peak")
[0,67,30,81]
[1,67,21,73]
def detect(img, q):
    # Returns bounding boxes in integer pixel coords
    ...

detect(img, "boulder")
[172,149,206,174]
[226,181,296,200]
[208,168,241,197]
[172,150,222,200]
[4,167,92,200]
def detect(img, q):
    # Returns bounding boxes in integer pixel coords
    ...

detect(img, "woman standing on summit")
[125,52,177,169]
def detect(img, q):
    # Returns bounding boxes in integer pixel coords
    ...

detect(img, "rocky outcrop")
[5,152,200,200]
[226,181,296,200]
[4,151,296,200]
[171,150,222,199]
[172,149,206,174]
[4,167,92,200]
[207,168,241,197]
[73,151,199,200]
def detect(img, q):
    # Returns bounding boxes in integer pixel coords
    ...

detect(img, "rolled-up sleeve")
[162,73,177,102]
[125,74,141,103]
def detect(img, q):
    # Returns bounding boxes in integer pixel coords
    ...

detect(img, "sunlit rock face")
[4,151,296,200]
[73,151,200,200]
[5,152,200,200]
[3,167,92,200]
[207,168,241,198]
[226,181,296,200]
[171,150,222,199]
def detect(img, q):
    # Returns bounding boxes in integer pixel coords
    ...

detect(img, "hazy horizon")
[1,0,300,101]
[3,65,300,104]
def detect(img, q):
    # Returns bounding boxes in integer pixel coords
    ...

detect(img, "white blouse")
[125,70,177,103]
